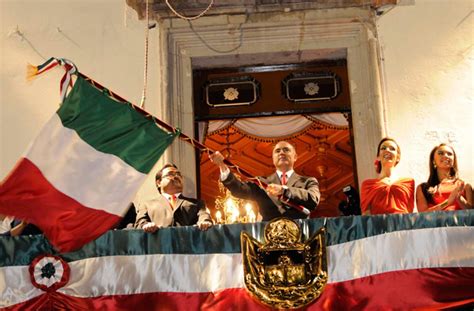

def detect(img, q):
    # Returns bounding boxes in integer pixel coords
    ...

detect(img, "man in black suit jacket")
[135,164,213,233]
[209,141,320,220]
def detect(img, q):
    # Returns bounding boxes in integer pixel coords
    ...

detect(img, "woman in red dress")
[361,138,414,215]
[416,143,472,212]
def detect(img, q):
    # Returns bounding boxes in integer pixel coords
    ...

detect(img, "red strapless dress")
[428,184,464,211]
[361,178,415,215]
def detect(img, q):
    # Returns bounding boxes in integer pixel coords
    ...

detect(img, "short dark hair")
[155,163,178,183]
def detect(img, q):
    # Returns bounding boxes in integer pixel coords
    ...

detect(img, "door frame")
[153,8,386,197]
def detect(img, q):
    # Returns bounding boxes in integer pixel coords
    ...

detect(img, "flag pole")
[79,72,311,216]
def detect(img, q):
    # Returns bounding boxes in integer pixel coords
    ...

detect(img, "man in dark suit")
[209,141,320,220]
[135,164,213,233]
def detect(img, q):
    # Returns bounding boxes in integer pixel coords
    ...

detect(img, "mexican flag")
[1,211,473,310]
[0,63,178,252]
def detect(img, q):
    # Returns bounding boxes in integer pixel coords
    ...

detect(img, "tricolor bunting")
[0,211,473,310]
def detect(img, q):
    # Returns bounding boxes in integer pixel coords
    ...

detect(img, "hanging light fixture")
[214,181,257,224]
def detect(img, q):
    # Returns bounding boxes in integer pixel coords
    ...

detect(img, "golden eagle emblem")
[241,217,327,309]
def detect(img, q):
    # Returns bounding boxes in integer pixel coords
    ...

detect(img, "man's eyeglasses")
[162,171,183,178]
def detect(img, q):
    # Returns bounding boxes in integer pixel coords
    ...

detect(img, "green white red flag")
[0,58,178,252]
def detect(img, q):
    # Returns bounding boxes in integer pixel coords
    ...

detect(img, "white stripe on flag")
[58,254,244,297]
[0,266,43,307]
[26,114,147,216]
[328,226,474,283]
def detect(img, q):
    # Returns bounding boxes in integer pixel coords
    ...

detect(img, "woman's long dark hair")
[375,137,400,174]
[421,143,458,204]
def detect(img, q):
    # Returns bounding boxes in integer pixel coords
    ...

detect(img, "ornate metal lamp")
[214,182,257,224]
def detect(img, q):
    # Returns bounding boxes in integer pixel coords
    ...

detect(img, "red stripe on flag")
[0,158,121,252]
[5,267,474,310]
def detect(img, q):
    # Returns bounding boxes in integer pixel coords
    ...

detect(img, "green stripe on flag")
[57,76,177,173]
[1,210,472,267]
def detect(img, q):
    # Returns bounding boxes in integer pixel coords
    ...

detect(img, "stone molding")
[154,8,386,195]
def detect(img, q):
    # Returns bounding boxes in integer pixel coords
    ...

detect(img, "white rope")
[139,0,213,108]
[139,0,151,109]
[165,0,214,21]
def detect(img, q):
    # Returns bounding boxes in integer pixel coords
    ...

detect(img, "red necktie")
[281,173,287,186]
[171,195,177,209]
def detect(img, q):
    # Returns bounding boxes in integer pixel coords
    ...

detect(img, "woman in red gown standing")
[361,138,415,215]
[416,143,472,212]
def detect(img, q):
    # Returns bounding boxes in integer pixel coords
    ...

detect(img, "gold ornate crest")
[241,218,327,309]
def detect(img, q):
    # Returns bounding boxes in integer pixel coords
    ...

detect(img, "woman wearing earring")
[416,144,472,212]
[361,138,415,215]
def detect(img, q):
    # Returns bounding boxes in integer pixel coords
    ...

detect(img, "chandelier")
[214,182,257,224]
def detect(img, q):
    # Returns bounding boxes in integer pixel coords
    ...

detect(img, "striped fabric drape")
[1,210,473,310]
